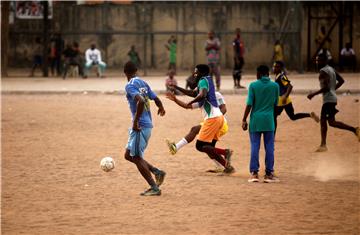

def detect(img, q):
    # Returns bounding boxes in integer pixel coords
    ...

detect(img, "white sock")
[176,138,188,151]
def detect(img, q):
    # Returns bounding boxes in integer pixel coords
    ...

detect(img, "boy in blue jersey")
[124,61,166,196]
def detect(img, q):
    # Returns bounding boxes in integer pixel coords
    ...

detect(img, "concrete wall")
[8,1,359,72]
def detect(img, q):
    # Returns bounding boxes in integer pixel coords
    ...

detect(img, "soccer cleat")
[315,145,328,152]
[223,165,235,174]
[166,139,177,155]
[264,173,280,183]
[248,172,259,183]
[355,127,360,142]
[155,170,166,186]
[225,149,233,168]
[140,188,161,196]
[310,112,320,123]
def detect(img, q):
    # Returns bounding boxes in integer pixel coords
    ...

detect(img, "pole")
[42,1,49,77]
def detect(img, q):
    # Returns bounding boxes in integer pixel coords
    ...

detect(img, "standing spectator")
[49,34,57,76]
[340,42,356,72]
[242,65,280,183]
[233,28,245,88]
[52,33,64,76]
[205,30,221,91]
[272,40,284,65]
[128,45,141,69]
[29,37,42,77]
[84,44,106,78]
[165,35,177,73]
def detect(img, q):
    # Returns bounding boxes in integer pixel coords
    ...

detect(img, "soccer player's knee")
[196,141,205,152]
[289,115,296,120]
[328,119,336,127]
[190,126,200,134]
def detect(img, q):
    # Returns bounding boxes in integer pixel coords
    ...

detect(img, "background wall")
[8,1,359,72]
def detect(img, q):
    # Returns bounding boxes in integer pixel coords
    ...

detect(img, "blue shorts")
[126,128,152,158]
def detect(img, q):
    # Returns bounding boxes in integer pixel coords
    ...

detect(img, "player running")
[273,61,319,134]
[123,61,166,196]
[166,64,235,174]
[166,76,231,173]
[307,53,360,152]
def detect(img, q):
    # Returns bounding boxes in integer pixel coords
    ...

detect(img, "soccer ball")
[100,157,115,172]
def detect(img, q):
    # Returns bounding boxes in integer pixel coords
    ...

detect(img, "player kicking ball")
[166,64,235,174]
[123,61,166,196]
[166,76,231,173]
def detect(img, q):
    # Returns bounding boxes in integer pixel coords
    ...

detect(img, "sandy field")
[2,94,359,235]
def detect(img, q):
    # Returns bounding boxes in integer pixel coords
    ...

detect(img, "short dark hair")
[195,64,210,76]
[124,61,137,74]
[257,65,269,75]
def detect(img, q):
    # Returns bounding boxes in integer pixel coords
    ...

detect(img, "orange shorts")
[198,116,224,143]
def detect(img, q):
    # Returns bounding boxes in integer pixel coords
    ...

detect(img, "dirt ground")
[2,94,359,235]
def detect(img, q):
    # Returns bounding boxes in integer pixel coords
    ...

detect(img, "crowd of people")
[29,33,107,79]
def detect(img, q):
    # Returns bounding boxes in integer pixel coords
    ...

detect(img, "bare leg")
[320,117,328,147]
[328,117,356,134]
[184,125,201,143]
[124,149,157,188]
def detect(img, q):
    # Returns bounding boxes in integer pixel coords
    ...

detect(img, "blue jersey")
[125,77,157,128]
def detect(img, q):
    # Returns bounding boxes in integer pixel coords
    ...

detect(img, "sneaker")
[155,170,166,186]
[140,187,161,196]
[264,173,280,183]
[355,127,360,142]
[310,112,320,123]
[223,165,235,174]
[315,145,328,152]
[225,149,233,168]
[248,172,259,183]
[166,139,177,155]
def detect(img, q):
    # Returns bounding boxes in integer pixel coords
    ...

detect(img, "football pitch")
[2,93,359,234]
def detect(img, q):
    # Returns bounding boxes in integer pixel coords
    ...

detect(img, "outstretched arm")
[166,92,192,109]
[170,85,197,97]
[187,88,207,106]
[307,71,330,100]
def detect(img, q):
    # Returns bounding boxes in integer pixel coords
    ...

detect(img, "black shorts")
[321,103,339,120]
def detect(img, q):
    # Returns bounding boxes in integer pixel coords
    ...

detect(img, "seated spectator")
[340,42,356,72]
[84,44,106,78]
[165,70,180,95]
[62,43,83,79]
